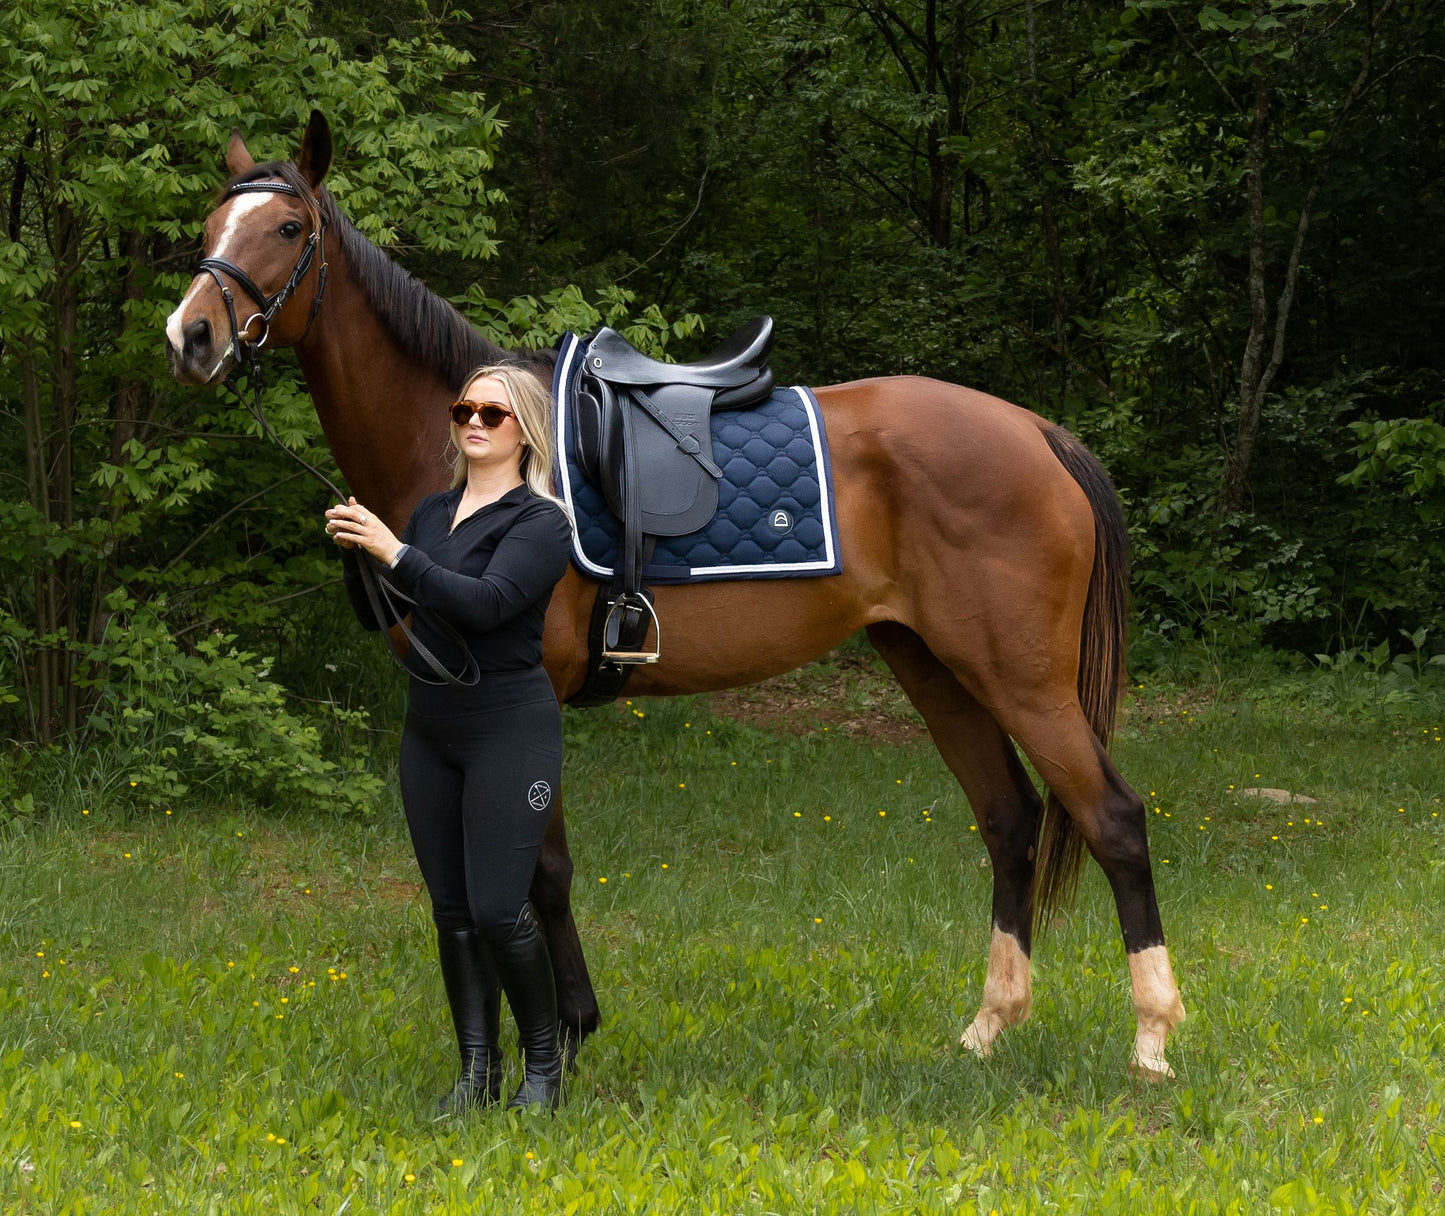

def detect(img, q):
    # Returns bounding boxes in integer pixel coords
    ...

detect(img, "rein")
[200,178,477,687]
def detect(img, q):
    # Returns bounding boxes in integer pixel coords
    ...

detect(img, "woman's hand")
[325,497,403,565]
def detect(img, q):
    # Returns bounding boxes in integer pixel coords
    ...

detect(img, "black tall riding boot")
[488,904,564,1110]
[435,927,503,1113]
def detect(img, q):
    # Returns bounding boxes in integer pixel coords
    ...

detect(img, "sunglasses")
[448,400,514,428]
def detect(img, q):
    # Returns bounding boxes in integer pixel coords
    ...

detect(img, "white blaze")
[164,192,276,357]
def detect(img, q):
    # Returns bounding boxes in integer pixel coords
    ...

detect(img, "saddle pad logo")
[527,780,552,812]
[769,509,793,533]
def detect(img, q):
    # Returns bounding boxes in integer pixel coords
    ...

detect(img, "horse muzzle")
[166,314,234,386]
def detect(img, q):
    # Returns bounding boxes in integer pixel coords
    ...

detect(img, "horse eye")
[278,220,303,239]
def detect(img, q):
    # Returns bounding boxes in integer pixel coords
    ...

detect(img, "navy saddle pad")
[551,332,842,584]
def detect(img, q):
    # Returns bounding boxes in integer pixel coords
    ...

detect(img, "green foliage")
[462,281,704,356]
[0,0,693,782]
[454,0,1444,659]
[1,596,381,819]
[3,0,1444,796]
[86,597,380,811]
[1342,410,1445,521]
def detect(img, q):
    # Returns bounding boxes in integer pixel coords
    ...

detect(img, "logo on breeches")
[527,780,552,812]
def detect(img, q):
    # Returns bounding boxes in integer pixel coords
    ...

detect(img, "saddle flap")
[628,383,719,535]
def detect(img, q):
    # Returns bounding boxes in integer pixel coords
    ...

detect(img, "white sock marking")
[961,927,1032,1055]
[1128,944,1185,1080]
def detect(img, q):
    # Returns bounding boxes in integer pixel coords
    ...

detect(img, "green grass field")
[3,659,1442,1213]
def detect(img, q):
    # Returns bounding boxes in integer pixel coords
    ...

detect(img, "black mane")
[221,162,553,388]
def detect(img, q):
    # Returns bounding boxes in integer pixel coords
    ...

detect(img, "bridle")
[193,176,476,687]
[194,176,345,520]
[198,177,329,367]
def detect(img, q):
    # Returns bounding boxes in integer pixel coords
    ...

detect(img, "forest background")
[2,0,1442,811]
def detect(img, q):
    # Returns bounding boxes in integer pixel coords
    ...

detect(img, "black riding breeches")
[399,678,562,940]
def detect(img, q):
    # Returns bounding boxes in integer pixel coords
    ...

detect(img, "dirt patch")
[371,876,424,903]
[706,650,927,745]
[1119,685,1221,733]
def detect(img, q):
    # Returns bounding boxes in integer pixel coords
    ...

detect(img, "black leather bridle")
[198,178,329,364]
[195,177,477,687]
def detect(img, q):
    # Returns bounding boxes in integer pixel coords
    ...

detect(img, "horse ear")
[226,129,255,176]
[296,110,333,191]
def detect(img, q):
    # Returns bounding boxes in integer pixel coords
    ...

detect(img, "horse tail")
[1033,423,1130,933]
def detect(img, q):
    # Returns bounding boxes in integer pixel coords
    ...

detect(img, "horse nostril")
[183,317,211,359]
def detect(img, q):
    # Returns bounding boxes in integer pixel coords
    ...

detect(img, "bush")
[2,596,381,820]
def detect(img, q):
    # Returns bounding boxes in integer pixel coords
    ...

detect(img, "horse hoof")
[1128,1052,1175,1082]
[960,1023,994,1058]
[559,1028,581,1075]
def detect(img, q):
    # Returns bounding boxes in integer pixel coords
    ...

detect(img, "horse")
[165,111,1185,1081]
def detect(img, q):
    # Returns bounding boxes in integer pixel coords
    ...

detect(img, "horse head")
[166,110,333,385]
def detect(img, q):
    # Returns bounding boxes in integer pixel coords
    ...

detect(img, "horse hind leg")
[529,796,600,1066]
[867,623,1042,1057]
[993,699,1186,1080]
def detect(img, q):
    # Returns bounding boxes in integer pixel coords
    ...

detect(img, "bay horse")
[165,112,1185,1081]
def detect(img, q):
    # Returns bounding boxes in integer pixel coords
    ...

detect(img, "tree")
[0,0,697,811]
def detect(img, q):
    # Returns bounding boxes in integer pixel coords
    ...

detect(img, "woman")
[325,362,572,1112]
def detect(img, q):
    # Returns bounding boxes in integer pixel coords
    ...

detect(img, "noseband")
[197,178,329,360]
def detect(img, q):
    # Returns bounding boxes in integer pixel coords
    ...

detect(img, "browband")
[223,178,305,200]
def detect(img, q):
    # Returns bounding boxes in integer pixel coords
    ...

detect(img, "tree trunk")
[1225,13,1273,514]
[86,228,150,661]
[1023,0,1071,405]
[923,0,952,247]
[1223,0,1392,512]
[51,197,82,734]
[20,345,51,743]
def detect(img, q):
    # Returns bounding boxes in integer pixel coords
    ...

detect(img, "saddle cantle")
[582,316,774,388]
[569,317,777,671]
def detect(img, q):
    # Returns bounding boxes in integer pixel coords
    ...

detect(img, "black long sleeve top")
[342,483,572,713]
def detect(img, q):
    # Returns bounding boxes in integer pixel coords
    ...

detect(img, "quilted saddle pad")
[550,332,842,584]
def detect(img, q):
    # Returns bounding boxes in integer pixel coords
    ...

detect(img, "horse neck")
[292,241,457,527]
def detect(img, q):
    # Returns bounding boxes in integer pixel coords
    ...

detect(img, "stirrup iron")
[601,594,661,664]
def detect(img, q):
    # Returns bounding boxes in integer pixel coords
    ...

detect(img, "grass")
[2,660,1443,1213]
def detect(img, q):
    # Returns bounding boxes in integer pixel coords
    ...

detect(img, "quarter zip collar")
[447,482,529,536]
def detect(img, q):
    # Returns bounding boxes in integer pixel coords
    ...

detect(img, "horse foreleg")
[529,796,599,1067]
[867,623,1043,1057]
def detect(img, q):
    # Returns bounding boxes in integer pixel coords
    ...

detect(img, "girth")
[568,317,776,695]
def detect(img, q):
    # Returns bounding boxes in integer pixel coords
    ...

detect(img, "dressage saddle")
[571,316,776,676]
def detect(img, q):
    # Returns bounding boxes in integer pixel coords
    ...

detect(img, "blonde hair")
[449,363,568,516]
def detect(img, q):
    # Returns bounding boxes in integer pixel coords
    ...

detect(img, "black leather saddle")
[571,316,776,671]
